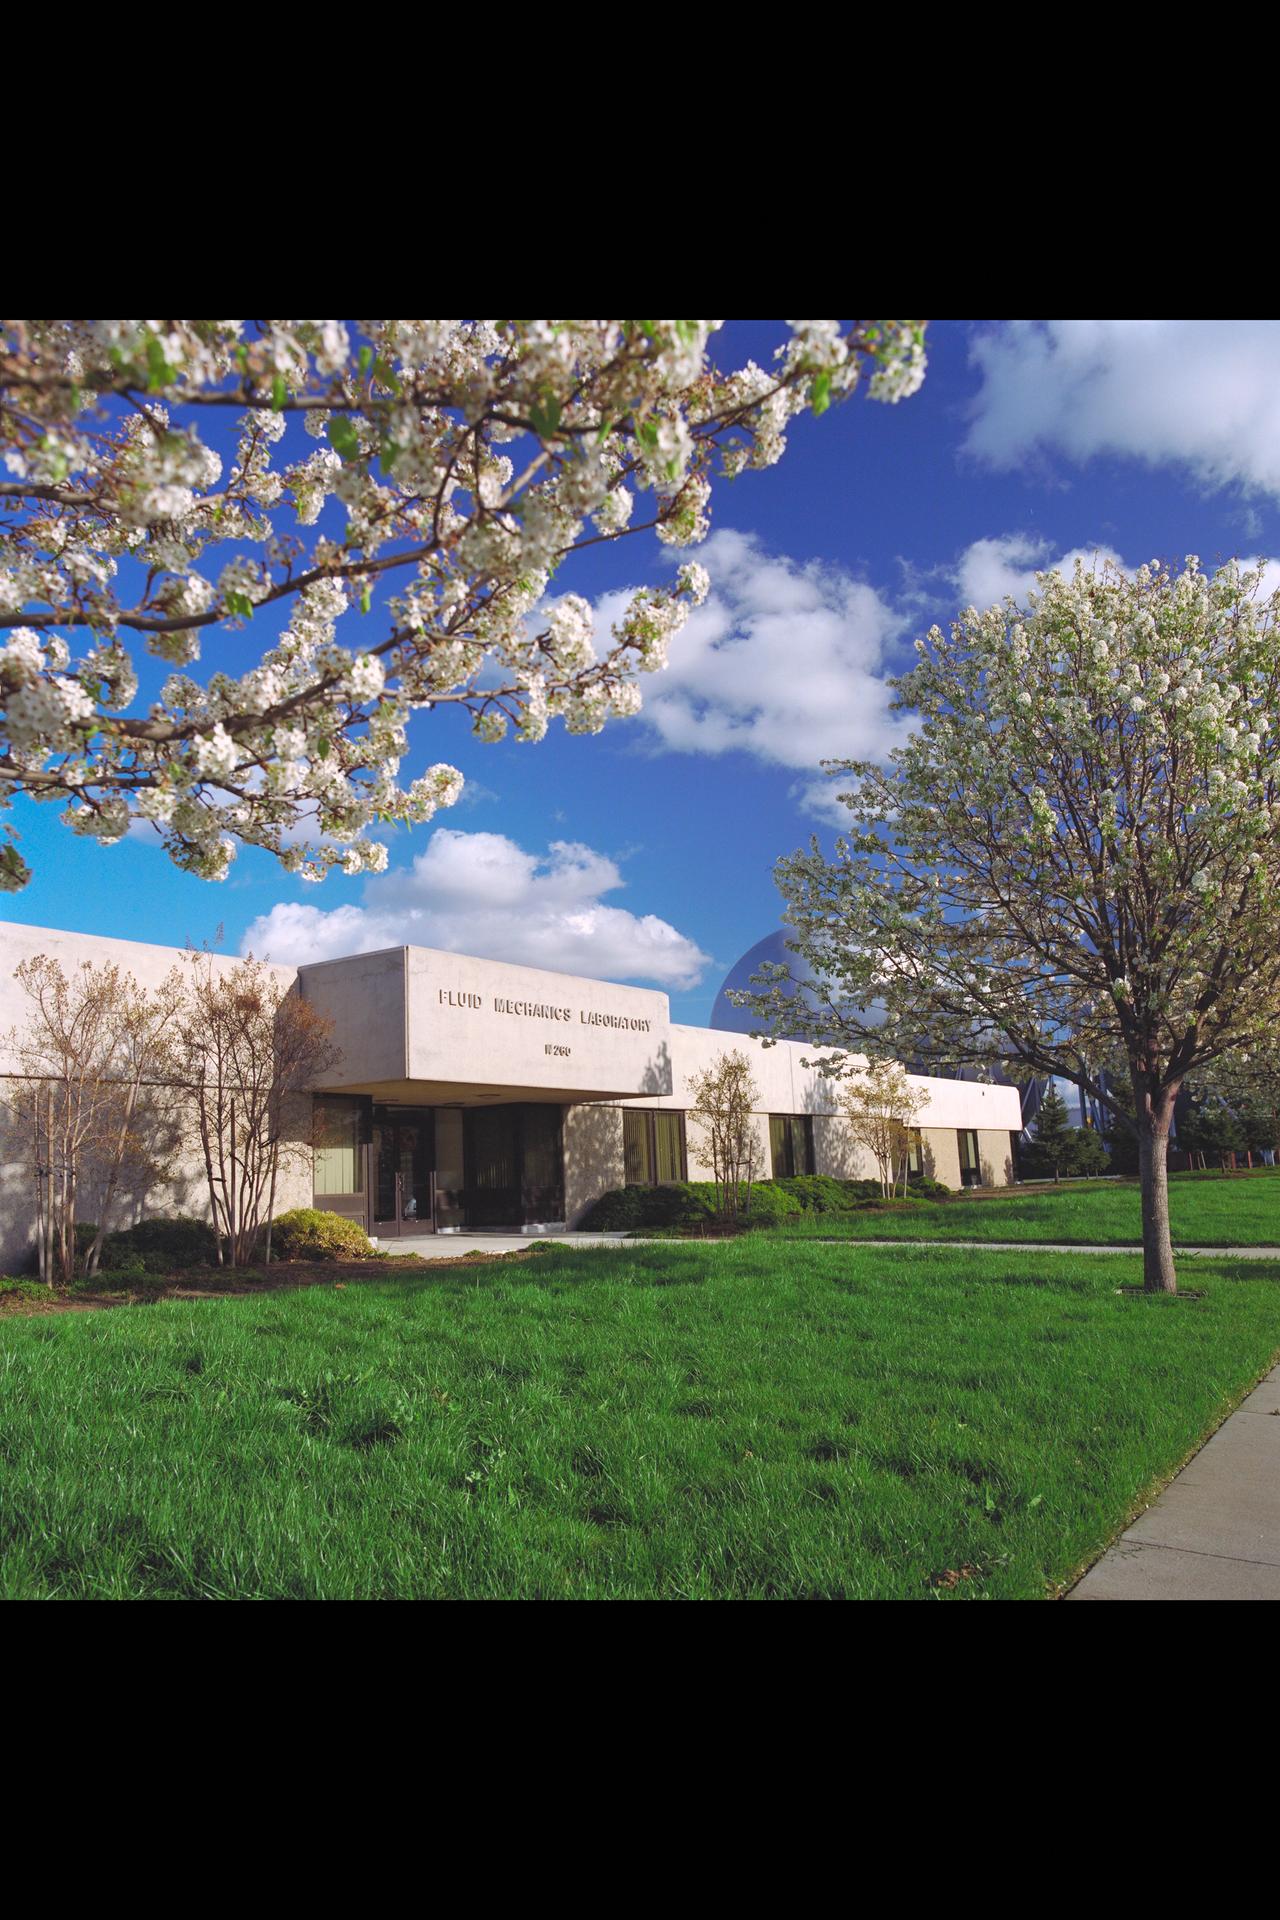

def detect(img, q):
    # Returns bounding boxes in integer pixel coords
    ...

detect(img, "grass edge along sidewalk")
[762,1169,1280,1248]
[2,1238,1279,1600]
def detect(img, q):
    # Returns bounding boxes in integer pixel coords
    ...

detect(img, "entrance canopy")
[298,944,673,1103]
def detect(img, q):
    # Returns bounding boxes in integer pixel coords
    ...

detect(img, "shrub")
[773,1175,856,1213]
[271,1208,375,1262]
[906,1173,952,1200]
[74,1260,153,1292]
[578,1184,715,1232]
[741,1183,804,1225]
[72,1216,217,1273]
[100,1216,219,1272]
[579,1176,963,1231]
[581,1180,812,1232]
[1,1277,50,1303]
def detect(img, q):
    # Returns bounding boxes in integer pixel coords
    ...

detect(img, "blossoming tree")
[0,319,926,890]
[743,557,1280,1293]
[837,1060,927,1198]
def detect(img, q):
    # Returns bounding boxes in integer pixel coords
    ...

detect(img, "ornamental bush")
[271,1208,375,1262]
[578,1184,715,1231]
[740,1183,804,1225]
[772,1175,856,1212]
[580,1179,854,1231]
[74,1215,219,1273]
[906,1173,953,1200]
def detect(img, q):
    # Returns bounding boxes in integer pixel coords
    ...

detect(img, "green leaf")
[359,345,374,377]
[224,591,255,619]
[811,370,832,417]
[360,585,372,615]
[327,416,362,463]
[271,374,287,411]
[146,336,175,392]
[529,392,562,440]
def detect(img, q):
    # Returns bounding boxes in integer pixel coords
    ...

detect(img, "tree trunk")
[1136,1087,1178,1294]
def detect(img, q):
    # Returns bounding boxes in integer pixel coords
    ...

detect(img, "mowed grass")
[2,1240,1279,1600]
[778,1169,1280,1247]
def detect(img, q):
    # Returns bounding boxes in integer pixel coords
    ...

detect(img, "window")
[769,1114,815,1179]
[958,1129,981,1188]
[624,1109,687,1186]
[906,1127,924,1178]
[314,1096,366,1195]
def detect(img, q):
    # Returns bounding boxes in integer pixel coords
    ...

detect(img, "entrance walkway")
[1069,1362,1280,1599]
[384,1230,632,1258]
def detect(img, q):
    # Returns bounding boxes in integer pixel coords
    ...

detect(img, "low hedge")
[579,1180,829,1231]
[579,1174,954,1232]
[74,1216,219,1273]
[270,1208,375,1262]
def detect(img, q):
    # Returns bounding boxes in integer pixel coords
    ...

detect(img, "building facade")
[0,921,1023,1265]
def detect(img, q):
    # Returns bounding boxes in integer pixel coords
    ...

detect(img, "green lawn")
[774,1169,1280,1247]
[2,1238,1278,1599]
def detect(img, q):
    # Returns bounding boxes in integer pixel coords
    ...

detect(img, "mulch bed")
[0,1250,538,1318]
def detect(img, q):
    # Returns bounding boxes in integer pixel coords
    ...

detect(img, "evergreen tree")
[1066,1125,1110,1177]
[1178,1097,1246,1172]
[1022,1086,1074,1182]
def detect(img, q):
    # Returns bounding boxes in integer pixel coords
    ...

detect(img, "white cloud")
[610,528,913,775]
[951,534,1280,616]
[241,828,711,988]
[967,320,1280,498]
[955,533,1126,610]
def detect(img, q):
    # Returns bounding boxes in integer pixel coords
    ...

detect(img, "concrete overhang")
[298,944,673,1102]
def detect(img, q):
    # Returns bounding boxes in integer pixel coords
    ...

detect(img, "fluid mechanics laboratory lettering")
[437,988,651,1033]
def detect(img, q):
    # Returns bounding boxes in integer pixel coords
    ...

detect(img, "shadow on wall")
[809,1107,937,1184]
[813,1112,862,1179]
[0,1078,318,1274]
[563,1102,625,1225]
[980,1150,1014,1188]
[638,1041,672,1098]
[0,1086,208,1273]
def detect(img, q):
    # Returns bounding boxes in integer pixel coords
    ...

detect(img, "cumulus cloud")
[606,528,913,774]
[955,533,1126,609]
[241,828,711,988]
[966,320,1280,498]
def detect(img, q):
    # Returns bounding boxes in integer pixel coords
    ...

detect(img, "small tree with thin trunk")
[176,953,339,1266]
[687,1050,762,1225]
[745,556,1280,1293]
[837,1060,928,1198]
[4,955,184,1283]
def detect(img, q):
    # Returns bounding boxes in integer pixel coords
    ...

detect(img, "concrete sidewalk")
[382,1231,633,1258]
[382,1232,1280,1260]
[1069,1363,1280,1599]
[849,1239,1280,1258]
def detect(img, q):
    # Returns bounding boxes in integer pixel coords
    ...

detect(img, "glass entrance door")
[372,1111,436,1235]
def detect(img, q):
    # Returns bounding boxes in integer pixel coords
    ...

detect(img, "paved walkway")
[385,1231,632,1258]
[843,1239,1280,1258]
[385,1232,1280,1260]
[1069,1363,1280,1599]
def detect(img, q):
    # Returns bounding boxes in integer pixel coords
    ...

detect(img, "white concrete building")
[0,920,1022,1265]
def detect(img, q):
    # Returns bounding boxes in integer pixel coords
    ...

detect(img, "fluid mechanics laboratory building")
[0,920,1023,1261]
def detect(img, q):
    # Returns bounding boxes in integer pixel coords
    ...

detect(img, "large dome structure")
[709,930,816,1035]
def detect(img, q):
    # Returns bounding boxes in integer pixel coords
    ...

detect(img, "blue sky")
[8,319,1280,1024]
